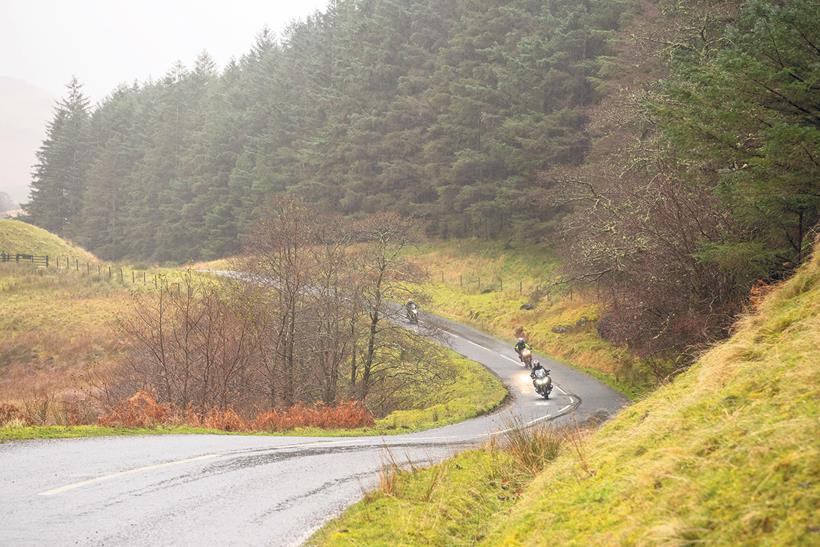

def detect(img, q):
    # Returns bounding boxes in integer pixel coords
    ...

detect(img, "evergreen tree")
[24,77,91,236]
[656,0,819,276]
[19,1,649,258]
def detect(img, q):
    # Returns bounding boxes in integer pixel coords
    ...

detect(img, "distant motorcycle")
[519,347,533,368]
[531,367,553,399]
[406,303,419,325]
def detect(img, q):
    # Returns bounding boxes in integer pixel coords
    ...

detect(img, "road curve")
[0,313,628,546]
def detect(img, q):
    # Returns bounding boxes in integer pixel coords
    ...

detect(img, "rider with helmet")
[514,337,531,357]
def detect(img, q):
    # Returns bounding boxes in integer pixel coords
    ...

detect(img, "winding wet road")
[0,314,627,546]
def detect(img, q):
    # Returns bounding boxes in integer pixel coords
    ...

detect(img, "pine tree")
[24,76,91,236]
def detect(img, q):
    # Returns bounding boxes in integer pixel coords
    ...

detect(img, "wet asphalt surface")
[0,314,628,546]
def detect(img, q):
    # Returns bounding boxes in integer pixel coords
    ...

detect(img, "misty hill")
[0,77,53,204]
[0,192,15,214]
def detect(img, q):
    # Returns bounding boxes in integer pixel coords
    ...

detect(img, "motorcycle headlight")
[535,378,547,385]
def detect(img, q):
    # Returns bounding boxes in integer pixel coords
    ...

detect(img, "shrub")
[253,400,374,431]
[98,391,172,428]
[21,393,52,425]
[203,408,247,432]
[97,391,374,432]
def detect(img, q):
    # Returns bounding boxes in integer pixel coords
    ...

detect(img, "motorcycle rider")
[406,299,419,322]
[530,360,552,398]
[514,337,531,358]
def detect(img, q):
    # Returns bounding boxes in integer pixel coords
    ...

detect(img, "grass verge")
[2,230,509,442]
[313,244,820,545]
[311,423,565,546]
[404,240,652,398]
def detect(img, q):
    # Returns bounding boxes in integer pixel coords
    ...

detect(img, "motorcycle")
[406,304,419,325]
[531,367,553,399]
[519,347,533,368]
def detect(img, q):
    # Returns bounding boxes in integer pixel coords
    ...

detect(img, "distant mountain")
[0,77,54,204]
[0,191,16,213]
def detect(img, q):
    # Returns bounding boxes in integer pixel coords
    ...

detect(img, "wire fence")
[1,251,577,301]
[0,251,49,267]
[425,269,572,301]
[0,250,187,293]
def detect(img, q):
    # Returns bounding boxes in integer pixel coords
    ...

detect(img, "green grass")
[0,424,236,441]
[312,422,566,546]
[0,219,97,261]
[310,449,529,546]
[349,351,508,435]
[313,245,820,546]
[404,240,652,398]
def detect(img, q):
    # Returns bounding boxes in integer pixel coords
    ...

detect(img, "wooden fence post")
[143,271,146,285]
[108,266,111,279]
[499,277,503,291]
[119,268,123,283]
[45,256,49,268]
[519,280,523,295]
[477,276,481,291]
[131,270,135,284]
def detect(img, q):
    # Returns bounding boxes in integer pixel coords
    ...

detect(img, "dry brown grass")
[96,390,376,432]
[496,417,566,475]
[0,268,128,401]
[377,448,402,497]
[0,392,100,427]
[254,401,375,431]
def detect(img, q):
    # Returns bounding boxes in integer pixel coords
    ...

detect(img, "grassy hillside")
[0,219,97,261]
[0,264,506,439]
[0,229,508,440]
[405,241,650,398]
[0,269,130,402]
[315,244,820,545]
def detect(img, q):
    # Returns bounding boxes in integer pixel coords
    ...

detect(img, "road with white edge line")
[0,312,628,546]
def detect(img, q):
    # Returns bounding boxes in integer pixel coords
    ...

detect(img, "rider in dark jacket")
[514,337,531,356]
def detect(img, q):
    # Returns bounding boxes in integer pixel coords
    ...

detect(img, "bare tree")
[243,198,315,407]
[305,214,357,403]
[107,200,452,420]
[352,212,420,400]
[113,273,257,413]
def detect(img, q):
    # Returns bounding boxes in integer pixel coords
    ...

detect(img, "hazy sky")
[0,0,328,203]
[0,0,329,101]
